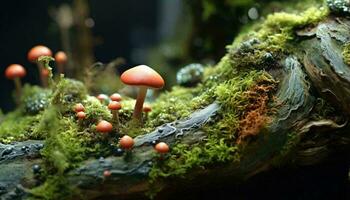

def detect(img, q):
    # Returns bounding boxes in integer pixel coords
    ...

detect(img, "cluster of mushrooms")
[73,65,170,166]
[5,45,67,104]
[4,45,170,177]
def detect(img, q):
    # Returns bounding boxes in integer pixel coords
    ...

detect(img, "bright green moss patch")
[147,86,200,128]
[0,110,42,143]
[149,136,239,180]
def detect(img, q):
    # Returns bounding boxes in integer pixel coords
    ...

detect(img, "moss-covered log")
[1,1,350,200]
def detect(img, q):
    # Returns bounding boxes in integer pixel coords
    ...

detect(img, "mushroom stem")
[37,62,47,87]
[13,78,22,105]
[57,63,64,74]
[112,110,120,131]
[133,86,147,123]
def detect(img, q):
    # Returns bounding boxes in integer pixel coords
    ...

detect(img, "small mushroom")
[27,45,52,87]
[119,135,134,150]
[76,111,86,119]
[97,94,109,104]
[103,170,111,178]
[96,120,113,134]
[76,111,86,126]
[54,51,67,74]
[120,65,164,124]
[154,142,169,154]
[74,103,85,113]
[108,101,121,131]
[5,64,26,105]
[142,104,152,122]
[110,93,122,101]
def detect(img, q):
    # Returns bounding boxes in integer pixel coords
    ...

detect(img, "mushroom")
[76,111,86,125]
[110,93,122,101]
[97,94,109,104]
[54,51,67,74]
[108,101,121,131]
[74,103,85,113]
[27,45,52,87]
[119,135,134,150]
[154,142,169,154]
[96,120,113,134]
[120,65,164,124]
[5,64,26,105]
[142,104,152,122]
[103,170,111,178]
[76,111,86,119]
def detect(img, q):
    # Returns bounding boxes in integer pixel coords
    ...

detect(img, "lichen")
[342,42,350,66]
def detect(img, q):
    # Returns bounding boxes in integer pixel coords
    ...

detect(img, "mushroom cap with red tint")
[74,103,85,112]
[155,142,169,154]
[120,65,164,89]
[27,45,52,63]
[119,135,134,150]
[76,111,86,119]
[143,104,152,113]
[96,120,113,133]
[5,64,26,79]
[108,101,121,110]
[55,51,67,64]
[110,93,122,101]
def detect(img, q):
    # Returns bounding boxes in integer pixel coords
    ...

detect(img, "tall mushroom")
[108,101,121,131]
[120,65,164,123]
[27,45,52,87]
[5,64,26,105]
[54,51,67,74]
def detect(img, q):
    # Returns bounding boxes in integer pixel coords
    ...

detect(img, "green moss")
[342,42,350,66]
[149,136,239,181]
[51,78,88,113]
[147,86,200,128]
[0,110,42,143]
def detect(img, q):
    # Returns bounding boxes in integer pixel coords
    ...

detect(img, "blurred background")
[0,0,274,112]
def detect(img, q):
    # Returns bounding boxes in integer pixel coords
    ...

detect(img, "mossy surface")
[0,1,341,199]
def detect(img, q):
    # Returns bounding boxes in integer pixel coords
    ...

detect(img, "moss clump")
[149,136,239,180]
[51,78,88,113]
[147,86,200,128]
[342,42,350,66]
[0,110,42,143]
[327,0,350,15]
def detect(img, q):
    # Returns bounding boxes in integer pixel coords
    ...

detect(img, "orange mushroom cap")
[5,64,26,79]
[119,135,134,150]
[108,101,121,110]
[110,93,122,101]
[143,105,152,113]
[96,120,113,133]
[120,65,164,89]
[54,51,67,64]
[103,170,111,177]
[74,103,85,112]
[154,142,169,154]
[27,45,52,63]
[76,111,86,119]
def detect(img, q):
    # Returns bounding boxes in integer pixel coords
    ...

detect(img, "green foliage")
[147,86,200,128]
[51,78,87,113]
[149,137,239,180]
[0,110,42,143]
[28,176,75,200]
